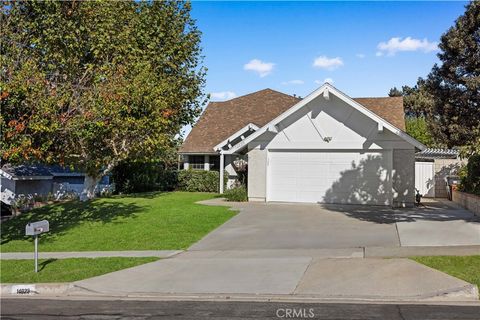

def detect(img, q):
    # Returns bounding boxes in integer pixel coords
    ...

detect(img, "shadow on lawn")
[115,191,171,199]
[1,199,143,245]
[39,258,57,272]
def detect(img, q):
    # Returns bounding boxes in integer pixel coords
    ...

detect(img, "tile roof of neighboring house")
[0,164,53,178]
[415,148,459,159]
[180,89,406,153]
[0,164,85,179]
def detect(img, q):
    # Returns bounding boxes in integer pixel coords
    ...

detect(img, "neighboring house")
[415,148,464,198]
[180,84,425,207]
[0,164,110,204]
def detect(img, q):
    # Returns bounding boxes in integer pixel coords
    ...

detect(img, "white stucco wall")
[247,93,416,205]
[392,149,415,207]
[247,149,267,201]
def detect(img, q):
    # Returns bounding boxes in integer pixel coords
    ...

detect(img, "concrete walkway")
[0,250,182,260]
[73,253,478,301]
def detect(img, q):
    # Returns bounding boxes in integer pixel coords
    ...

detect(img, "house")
[180,83,425,207]
[415,148,464,198]
[0,164,110,204]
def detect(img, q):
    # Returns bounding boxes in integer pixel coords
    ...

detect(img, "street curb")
[2,282,478,303]
[65,285,479,302]
[1,283,73,296]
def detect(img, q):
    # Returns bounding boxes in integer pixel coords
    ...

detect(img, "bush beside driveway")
[1,192,236,252]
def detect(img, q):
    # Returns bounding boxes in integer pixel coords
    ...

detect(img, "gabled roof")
[214,123,259,151]
[226,84,425,154]
[180,89,300,153]
[180,86,411,154]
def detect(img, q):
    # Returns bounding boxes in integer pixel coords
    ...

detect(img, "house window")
[209,155,220,171]
[189,155,205,170]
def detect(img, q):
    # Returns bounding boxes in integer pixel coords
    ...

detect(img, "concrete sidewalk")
[0,250,182,260]
[72,255,479,301]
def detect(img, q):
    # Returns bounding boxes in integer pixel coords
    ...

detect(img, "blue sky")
[190,1,468,100]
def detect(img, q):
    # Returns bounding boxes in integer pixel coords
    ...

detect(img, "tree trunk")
[80,175,101,201]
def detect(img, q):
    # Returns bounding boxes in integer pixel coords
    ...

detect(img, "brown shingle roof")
[353,96,406,131]
[180,89,405,153]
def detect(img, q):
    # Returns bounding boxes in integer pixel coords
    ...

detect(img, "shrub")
[177,170,227,193]
[461,154,480,195]
[111,161,177,194]
[223,186,248,202]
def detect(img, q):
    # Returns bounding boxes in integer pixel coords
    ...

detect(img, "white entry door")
[415,161,435,197]
[267,150,392,205]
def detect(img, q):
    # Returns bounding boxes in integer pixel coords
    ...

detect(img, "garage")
[267,150,393,205]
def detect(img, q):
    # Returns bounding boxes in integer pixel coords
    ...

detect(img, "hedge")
[177,170,228,193]
[111,161,177,194]
[460,154,480,195]
[223,186,248,202]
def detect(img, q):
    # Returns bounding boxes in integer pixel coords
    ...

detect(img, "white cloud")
[315,78,334,85]
[244,59,275,77]
[281,79,304,85]
[356,53,366,59]
[376,51,383,57]
[210,91,237,100]
[377,37,438,56]
[312,56,344,70]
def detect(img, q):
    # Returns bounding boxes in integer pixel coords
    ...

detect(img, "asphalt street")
[2,298,480,320]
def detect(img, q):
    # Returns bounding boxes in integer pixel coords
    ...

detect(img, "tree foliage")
[424,1,480,154]
[405,116,434,147]
[388,87,403,97]
[1,0,206,197]
[388,80,433,118]
[388,81,435,147]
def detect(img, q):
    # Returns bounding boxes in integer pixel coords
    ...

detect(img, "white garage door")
[267,151,392,205]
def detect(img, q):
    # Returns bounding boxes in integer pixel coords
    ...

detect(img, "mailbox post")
[25,220,49,273]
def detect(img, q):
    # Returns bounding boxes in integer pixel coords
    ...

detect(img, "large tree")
[425,1,480,154]
[388,79,432,118]
[1,1,206,199]
[388,80,435,147]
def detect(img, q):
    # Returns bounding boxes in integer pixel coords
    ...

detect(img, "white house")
[180,84,426,207]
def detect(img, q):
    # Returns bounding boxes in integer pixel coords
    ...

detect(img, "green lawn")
[1,192,235,252]
[411,256,480,290]
[0,257,159,283]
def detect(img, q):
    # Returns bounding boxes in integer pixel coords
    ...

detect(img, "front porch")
[180,153,247,193]
[180,123,256,194]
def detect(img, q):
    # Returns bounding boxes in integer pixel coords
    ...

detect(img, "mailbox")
[26,220,49,236]
[25,220,49,273]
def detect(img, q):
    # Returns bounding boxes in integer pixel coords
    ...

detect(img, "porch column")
[204,155,210,171]
[219,152,224,194]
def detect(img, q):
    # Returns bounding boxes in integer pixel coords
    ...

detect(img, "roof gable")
[226,84,425,154]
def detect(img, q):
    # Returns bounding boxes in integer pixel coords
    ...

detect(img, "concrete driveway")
[191,198,480,251]
[73,198,480,301]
